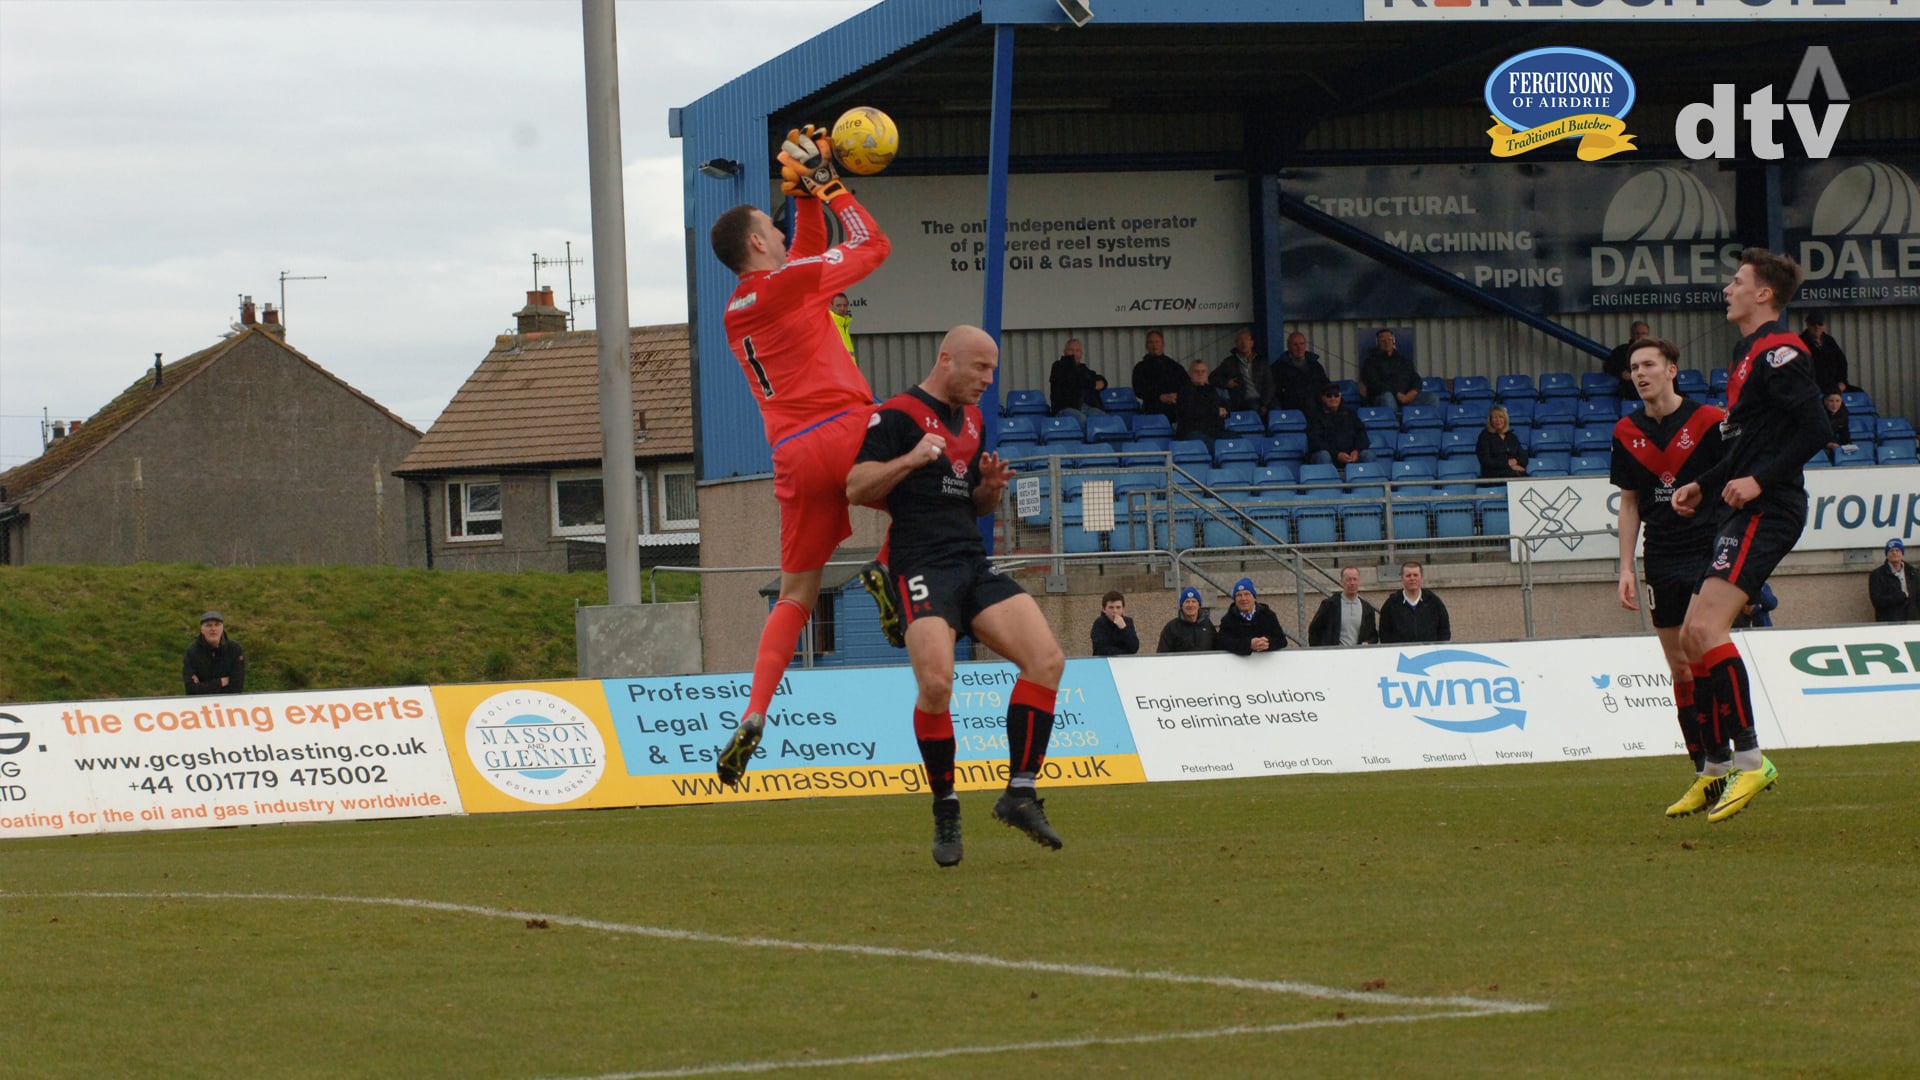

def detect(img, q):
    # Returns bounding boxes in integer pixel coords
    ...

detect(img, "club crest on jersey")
[1711,537,1737,572]
[1677,429,1694,450]
[1765,346,1797,368]
[1660,471,1676,486]
[951,457,968,480]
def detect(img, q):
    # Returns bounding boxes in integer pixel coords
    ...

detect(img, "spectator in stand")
[1378,561,1450,643]
[1731,582,1778,629]
[1605,320,1651,383]
[1305,384,1373,472]
[829,292,857,365]
[1216,577,1287,655]
[1823,391,1852,463]
[1131,329,1186,423]
[1358,329,1433,412]
[1212,329,1272,416]
[1157,586,1217,653]
[1272,331,1332,414]
[1476,405,1529,478]
[1869,539,1920,622]
[1801,312,1854,393]
[1174,359,1229,443]
[182,611,246,695]
[1048,337,1106,419]
[1308,566,1379,647]
[1090,589,1140,656]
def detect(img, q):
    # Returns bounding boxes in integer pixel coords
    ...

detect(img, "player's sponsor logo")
[463,690,605,805]
[1660,471,1676,487]
[1484,47,1635,161]
[1766,346,1799,368]
[727,292,757,311]
[950,457,968,480]
[822,249,844,264]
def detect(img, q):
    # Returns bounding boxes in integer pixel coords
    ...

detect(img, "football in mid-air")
[831,106,898,176]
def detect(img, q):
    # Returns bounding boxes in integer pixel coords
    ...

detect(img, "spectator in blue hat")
[183,611,246,695]
[1156,586,1217,653]
[1870,539,1918,623]
[1217,578,1287,655]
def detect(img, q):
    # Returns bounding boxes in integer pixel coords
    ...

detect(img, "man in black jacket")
[1305,385,1373,470]
[1131,329,1186,422]
[1048,337,1106,418]
[1212,329,1272,415]
[1090,590,1140,656]
[1217,578,1286,654]
[1869,539,1919,622]
[1157,586,1217,653]
[183,611,246,695]
[1272,332,1332,414]
[1378,562,1450,643]
[1309,567,1379,646]
[1174,359,1229,443]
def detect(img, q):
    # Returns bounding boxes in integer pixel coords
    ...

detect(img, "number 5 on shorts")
[906,575,929,602]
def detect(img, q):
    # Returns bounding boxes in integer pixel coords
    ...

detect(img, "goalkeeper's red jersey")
[723,193,891,447]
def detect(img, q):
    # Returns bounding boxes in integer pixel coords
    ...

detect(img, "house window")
[660,467,698,529]
[551,471,650,538]
[447,479,502,540]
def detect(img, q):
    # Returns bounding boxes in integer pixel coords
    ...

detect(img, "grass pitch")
[7,744,1919,1078]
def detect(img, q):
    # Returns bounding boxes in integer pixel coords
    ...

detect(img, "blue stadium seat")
[1293,504,1338,545]
[1171,439,1212,467]
[1368,430,1396,456]
[1675,369,1708,396]
[1877,417,1916,444]
[1132,412,1173,440]
[1842,391,1875,419]
[1297,463,1341,491]
[1480,497,1510,536]
[1580,372,1619,398]
[1335,379,1362,406]
[1206,463,1255,489]
[1834,444,1875,467]
[1502,399,1536,427]
[1267,408,1308,436]
[1709,368,1729,392]
[1437,456,1480,481]
[1452,375,1493,402]
[1531,451,1571,475]
[1508,424,1533,452]
[1358,406,1398,434]
[996,416,1039,443]
[1849,416,1878,445]
[1534,398,1578,426]
[1203,512,1260,549]
[1085,414,1131,444]
[1446,403,1491,430]
[1620,398,1641,418]
[1578,400,1619,427]
[1433,494,1477,538]
[1347,461,1390,488]
[1538,373,1580,399]
[1496,374,1538,402]
[1532,425,1575,455]
[1039,415,1084,443]
[1214,438,1259,466]
[1575,429,1612,455]
[1248,503,1292,545]
[1400,404,1443,430]
[1099,387,1141,414]
[1390,494,1431,540]
[1879,443,1919,466]
[1569,454,1609,476]
[1421,376,1448,397]
[1392,459,1438,483]
[1005,389,1048,416]
[1254,464,1299,488]
[1226,410,1265,436]
[1396,430,1442,461]
[1340,504,1385,543]
[1262,433,1309,464]
[1804,450,1832,469]
[1119,438,1170,466]
[1440,431,1477,459]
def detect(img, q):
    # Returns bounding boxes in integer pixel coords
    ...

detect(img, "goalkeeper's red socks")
[744,598,811,722]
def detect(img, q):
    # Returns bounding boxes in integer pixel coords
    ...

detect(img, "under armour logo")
[1518,485,1584,553]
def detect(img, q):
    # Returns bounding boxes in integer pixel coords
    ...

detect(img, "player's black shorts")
[1699,507,1805,600]
[1643,550,1708,630]
[894,553,1027,638]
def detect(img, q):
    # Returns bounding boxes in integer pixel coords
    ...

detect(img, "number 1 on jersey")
[742,335,775,399]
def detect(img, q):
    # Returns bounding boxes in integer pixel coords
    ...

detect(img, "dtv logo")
[1677,46,1848,160]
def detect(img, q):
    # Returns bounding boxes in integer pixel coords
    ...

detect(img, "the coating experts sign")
[1486,48,1636,161]
[0,687,461,839]
[841,171,1252,333]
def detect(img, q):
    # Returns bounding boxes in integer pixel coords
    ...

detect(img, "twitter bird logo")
[1591,674,1611,689]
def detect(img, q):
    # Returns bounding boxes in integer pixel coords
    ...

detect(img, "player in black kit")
[1672,248,1831,823]
[1610,338,1726,817]
[846,325,1069,867]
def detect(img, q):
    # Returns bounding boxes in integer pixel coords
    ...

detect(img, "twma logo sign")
[1485,48,1636,160]
[1678,46,1848,160]
[1377,650,1526,733]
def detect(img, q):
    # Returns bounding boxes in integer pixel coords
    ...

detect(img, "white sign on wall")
[843,171,1253,334]
[1364,0,1904,20]
[1506,465,1920,563]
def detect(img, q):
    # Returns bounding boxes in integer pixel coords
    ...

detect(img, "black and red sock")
[1703,641,1759,754]
[1004,678,1057,791]
[1674,677,1704,774]
[913,706,955,800]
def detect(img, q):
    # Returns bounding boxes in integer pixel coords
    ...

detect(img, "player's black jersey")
[1611,398,1725,559]
[1696,318,1829,522]
[858,386,986,570]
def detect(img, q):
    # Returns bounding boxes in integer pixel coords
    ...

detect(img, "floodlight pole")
[977,22,1017,554]
[583,0,641,606]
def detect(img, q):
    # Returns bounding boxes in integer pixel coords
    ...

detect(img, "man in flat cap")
[183,611,246,695]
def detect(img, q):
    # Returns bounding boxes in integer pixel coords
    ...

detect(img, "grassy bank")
[0,564,698,704]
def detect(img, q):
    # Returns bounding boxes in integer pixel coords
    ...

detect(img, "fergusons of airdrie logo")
[464,689,606,804]
[1485,48,1636,161]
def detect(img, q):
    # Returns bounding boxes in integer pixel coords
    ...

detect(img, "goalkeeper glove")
[777,125,848,202]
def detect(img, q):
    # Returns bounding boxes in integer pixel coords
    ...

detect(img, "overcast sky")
[0,0,878,472]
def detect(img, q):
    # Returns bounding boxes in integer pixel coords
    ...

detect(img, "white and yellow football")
[831,106,898,176]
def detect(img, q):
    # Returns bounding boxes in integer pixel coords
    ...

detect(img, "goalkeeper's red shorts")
[772,405,874,573]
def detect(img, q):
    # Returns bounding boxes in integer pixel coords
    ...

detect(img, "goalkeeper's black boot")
[859,560,907,648]
[992,790,1063,850]
[715,713,764,790]
[931,797,963,868]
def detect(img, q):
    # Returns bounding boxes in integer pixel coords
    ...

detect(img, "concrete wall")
[21,334,417,566]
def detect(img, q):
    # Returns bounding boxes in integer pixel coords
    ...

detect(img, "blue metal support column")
[1255,173,1286,362]
[978,21,1016,553]
[1277,193,1609,360]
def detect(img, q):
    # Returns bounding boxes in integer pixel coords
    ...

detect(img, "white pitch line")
[9,890,1548,1077]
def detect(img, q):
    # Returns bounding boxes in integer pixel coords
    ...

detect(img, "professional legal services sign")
[1366,0,1905,20]
[843,171,1252,334]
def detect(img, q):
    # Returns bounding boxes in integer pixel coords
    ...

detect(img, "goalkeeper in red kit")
[707,125,892,789]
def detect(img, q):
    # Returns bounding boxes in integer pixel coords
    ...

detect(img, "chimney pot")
[263,303,280,325]
[52,422,67,439]
[240,295,257,325]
